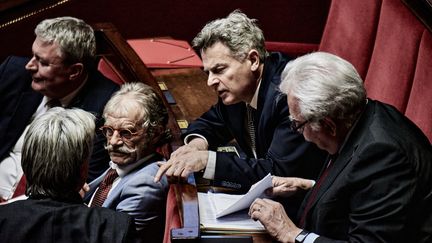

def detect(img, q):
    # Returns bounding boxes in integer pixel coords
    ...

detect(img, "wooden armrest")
[170,182,200,242]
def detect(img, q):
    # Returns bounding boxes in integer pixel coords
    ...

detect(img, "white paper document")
[213,173,272,218]
[198,192,266,233]
[197,173,272,233]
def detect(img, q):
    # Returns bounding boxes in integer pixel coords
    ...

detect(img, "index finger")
[154,162,171,182]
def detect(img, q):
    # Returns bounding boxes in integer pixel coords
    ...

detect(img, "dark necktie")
[90,168,119,207]
[46,99,62,108]
[299,158,334,227]
[246,105,257,158]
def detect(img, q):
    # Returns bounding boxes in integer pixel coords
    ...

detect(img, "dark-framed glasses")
[289,117,309,133]
[99,125,142,140]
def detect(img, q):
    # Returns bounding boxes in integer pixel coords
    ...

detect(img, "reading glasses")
[99,125,143,140]
[289,118,309,134]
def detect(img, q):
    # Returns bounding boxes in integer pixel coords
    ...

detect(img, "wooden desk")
[168,176,273,243]
[150,67,217,125]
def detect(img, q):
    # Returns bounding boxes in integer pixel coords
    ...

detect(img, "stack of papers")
[198,173,272,233]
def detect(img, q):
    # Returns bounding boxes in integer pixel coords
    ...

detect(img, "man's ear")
[321,117,337,136]
[247,49,261,72]
[69,63,84,80]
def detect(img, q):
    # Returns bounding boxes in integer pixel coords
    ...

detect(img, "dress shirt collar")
[248,78,261,109]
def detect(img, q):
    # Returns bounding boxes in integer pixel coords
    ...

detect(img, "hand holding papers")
[198,173,272,233]
[213,173,272,218]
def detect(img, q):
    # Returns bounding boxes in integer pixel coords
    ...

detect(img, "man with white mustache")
[85,82,170,243]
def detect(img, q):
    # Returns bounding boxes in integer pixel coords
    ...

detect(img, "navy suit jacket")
[301,100,432,243]
[0,197,135,243]
[0,56,119,181]
[86,154,169,243]
[185,52,327,191]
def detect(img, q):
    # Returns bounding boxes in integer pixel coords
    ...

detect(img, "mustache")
[105,144,136,154]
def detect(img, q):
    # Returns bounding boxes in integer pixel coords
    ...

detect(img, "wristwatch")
[295,229,310,243]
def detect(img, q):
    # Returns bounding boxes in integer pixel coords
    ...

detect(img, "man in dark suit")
[249,52,432,243]
[0,108,134,243]
[155,11,326,214]
[86,82,170,243]
[0,17,118,202]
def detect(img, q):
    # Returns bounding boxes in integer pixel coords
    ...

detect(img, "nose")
[207,73,219,87]
[108,130,123,145]
[25,56,37,71]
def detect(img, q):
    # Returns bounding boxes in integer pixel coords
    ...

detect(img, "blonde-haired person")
[0,108,134,242]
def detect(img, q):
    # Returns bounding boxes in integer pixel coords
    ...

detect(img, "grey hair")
[280,52,367,130]
[192,9,268,62]
[35,16,96,67]
[103,82,170,144]
[22,107,95,200]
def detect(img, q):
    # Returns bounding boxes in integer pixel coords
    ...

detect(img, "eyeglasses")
[99,125,142,140]
[289,117,309,133]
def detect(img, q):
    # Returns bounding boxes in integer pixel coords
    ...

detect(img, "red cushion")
[364,0,425,112]
[163,185,182,243]
[265,41,318,57]
[405,30,432,142]
[319,0,381,79]
[97,58,125,85]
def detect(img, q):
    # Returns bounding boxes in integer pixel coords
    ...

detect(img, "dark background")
[0,0,331,61]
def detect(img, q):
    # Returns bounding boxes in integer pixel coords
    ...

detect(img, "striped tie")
[90,168,118,207]
[246,105,257,158]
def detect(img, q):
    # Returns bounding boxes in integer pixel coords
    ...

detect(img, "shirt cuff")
[203,151,216,180]
[183,133,208,145]
[304,232,319,243]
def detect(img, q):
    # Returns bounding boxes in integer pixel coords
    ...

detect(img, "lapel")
[307,102,374,215]
[102,153,161,207]
[226,103,250,146]
[310,147,357,210]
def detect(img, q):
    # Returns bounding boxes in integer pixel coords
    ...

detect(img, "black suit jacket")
[301,100,432,243]
[0,56,119,181]
[0,198,134,243]
[186,52,327,190]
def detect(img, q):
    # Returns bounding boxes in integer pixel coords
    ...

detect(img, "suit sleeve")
[186,94,326,191]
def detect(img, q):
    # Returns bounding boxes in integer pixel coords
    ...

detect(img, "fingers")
[249,198,265,218]
[154,160,191,183]
[79,183,90,198]
[154,162,170,182]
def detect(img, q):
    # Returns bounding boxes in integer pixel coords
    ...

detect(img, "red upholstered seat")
[97,58,125,85]
[364,0,425,112]
[405,30,432,140]
[319,0,381,79]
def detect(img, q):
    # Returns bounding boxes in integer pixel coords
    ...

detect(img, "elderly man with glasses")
[85,82,170,243]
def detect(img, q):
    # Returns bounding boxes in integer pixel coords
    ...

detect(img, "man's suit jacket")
[0,197,134,243]
[0,56,119,181]
[185,52,327,191]
[86,154,169,243]
[301,100,432,243]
